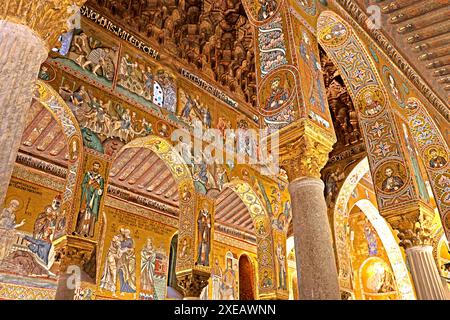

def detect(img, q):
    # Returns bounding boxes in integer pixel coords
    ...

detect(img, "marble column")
[0,0,86,204]
[387,205,448,300]
[288,177,341,300]
[0,21,47,205]
[406,245,447,300]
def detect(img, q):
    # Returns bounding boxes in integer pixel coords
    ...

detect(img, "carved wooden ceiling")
[109,147,180,209]
[361,0,450,105]
[20,100,69,168]
[215,187,255,234]
[18,102,257,238]
[89,0,257,106]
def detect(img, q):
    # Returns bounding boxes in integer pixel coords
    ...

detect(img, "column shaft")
[0,21,47,204]
[288,177,340,299]
[406,245,447,300]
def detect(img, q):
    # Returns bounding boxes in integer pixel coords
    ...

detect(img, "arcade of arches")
[0,0,449,300]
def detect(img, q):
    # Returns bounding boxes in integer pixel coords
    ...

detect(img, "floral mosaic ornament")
[318,11,418,211]
[403,98,450,241]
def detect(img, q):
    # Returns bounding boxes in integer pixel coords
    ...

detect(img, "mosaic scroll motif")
[318,12,417,210]
[257,14,289,77]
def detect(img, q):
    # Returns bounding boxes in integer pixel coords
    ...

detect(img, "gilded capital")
[384,203,435,249]
[279,119,335,181]
[176,269,210,298]
[0,0,86,49]
[53,235,96,273]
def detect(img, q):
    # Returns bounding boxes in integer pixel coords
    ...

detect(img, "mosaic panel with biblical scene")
[96,205,176,300]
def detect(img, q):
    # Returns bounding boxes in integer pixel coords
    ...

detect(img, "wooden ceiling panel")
[215,187,255,234]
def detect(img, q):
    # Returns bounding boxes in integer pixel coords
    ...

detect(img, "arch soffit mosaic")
[223,179,278,295]
[317,10,450,241]
[34,80,84,234]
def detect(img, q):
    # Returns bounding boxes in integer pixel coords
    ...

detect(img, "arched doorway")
[239,254,255,300]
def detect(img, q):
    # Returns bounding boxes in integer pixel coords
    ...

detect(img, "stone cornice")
[16,152,68,179]
[106,184,179,217]
[215,223,257,244]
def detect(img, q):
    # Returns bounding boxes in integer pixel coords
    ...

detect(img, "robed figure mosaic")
[0,200,24,261]
[76,162,105,237]
[140,239,157,295]
[197,206,211,266]
[100,228,137,296]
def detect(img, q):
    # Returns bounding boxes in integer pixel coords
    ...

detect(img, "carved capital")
[176,269,210,298]
[0,0,86,49]
[384,203,435,249]
[53,235,96,273]
[279,120,335,180]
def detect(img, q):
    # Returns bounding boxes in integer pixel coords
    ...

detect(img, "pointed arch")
[317,10,419,213]
[333,156,415,299]
[119,135,193,185]
[334,157,369,291]
[34,80,84,238]
[112,135,196,273]
[354,199,415,300]
[318,9,450,247]
[223,178,279,298]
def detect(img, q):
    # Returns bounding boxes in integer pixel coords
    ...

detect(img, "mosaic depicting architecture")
[0,0,449,302]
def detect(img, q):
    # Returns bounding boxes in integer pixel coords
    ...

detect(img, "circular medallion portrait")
[319,21,349,47]
[434,172,450,190]
[424,146,448,170]
[356,86,386,117]
[441,192,450,207]
[405,97,420,114]
[443,212,450,231]
[179,181,193,203]
[38,62,56,82]
[296,0,317,16]
[258,68,296,116]
[255,217,269,236]
[374,161,409,194]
